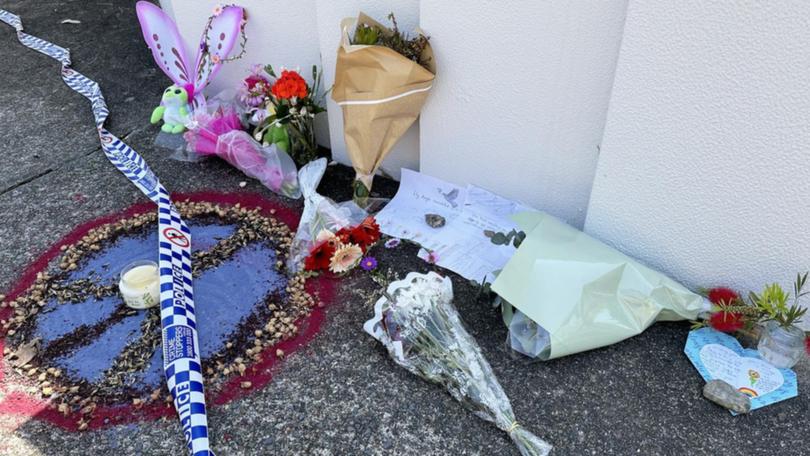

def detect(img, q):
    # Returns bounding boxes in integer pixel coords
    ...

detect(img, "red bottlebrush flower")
[707,287,739,305]
[805,335,810,356]
[708,311,745,333]
[304,240,336,271]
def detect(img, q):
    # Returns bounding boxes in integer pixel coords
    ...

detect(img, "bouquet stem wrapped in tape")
[364,272,552,456]
[332,12,436,200]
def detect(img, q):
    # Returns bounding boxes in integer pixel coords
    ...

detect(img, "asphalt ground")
[0,1,808,454]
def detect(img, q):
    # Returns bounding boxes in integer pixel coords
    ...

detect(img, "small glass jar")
[757,321,805,368]
[119,260,160,310]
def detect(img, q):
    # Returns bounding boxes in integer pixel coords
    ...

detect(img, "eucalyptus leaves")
[485,229,526,248]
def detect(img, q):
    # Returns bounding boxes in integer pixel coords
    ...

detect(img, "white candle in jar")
[119,260,160,309]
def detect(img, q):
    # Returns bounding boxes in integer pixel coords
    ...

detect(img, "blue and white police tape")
[0,10,215,456]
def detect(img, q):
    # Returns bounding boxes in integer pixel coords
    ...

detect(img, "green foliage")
[749,272,809,328]
[351,13,432,70]
[484,229,526,249]
[264,64,277,78]
[353,24,379,45]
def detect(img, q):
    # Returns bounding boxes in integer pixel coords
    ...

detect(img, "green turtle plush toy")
[150,85,191,133]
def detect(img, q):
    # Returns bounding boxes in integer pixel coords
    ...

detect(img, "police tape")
[0,9,215,456]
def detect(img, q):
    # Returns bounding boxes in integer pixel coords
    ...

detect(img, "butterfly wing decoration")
[135,1,193,88]
[193,6,245,95]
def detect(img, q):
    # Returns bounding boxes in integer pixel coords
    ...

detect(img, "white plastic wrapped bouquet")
[364,272,552,456]
[286,158,368,272]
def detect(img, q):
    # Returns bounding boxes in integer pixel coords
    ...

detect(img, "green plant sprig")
[749,272,809,328]
[351,13,432,70]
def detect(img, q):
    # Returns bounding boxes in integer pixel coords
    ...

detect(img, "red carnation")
[304,240,335,271]
[707,287,739,305]
[708,311,745,333]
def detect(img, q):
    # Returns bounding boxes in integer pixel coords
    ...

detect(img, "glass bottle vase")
[757,321,805,368]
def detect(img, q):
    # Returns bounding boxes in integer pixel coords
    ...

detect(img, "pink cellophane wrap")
[184,107,301,199]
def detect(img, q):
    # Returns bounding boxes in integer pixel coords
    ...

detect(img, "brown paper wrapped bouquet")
[332,12,436,203]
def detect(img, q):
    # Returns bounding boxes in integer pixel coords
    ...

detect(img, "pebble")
[703,379,751,414]
[424,213,446,228]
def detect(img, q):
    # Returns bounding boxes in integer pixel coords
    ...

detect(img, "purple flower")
[384,238,401,249]
[360,256,378,271]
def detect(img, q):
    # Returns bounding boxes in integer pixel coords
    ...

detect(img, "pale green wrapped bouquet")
[492,212,711,360]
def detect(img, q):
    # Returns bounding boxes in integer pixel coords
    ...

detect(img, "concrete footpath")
[0,1,808,455]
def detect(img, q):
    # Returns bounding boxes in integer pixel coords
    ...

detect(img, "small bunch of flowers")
[304,217,381,274]
[238,64,327,165]
[240,68,272,108]
[696,273,810,337]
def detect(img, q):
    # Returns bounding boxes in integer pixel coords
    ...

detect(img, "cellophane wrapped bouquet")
[183,102,301,198]
[287,158,373,273]
[239,64,327,166]
[363,272,552,456]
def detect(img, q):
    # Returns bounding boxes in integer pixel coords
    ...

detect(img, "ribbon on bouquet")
[0,10,214,456]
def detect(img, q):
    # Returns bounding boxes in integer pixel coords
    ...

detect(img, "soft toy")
[150,85,191,133]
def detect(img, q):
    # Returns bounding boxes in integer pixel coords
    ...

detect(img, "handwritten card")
[375,169,467,251]
[376,171,532,282]
[684,328,798,413]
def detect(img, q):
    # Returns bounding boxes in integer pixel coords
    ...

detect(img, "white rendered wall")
[159,0,329,146]
[315,1,421,180]
[585,1,810,325]
[418,1,628,227]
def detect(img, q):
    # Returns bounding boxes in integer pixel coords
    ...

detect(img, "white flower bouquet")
[364,272,552,456]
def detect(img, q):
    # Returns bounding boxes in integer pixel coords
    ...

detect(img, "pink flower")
[426,251,439,264]
[212,5,224,16]
[211,54,221,64]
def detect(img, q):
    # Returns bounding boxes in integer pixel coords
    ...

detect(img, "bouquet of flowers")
[287,158,372,272]
[693,274,810,368]
[364,272,552,456]
[239,64,327,166]
[303,216,381,273]
[332,12,436,203]
[183,103,301,198]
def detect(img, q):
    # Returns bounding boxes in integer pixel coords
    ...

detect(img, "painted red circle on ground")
[0,192,337,432]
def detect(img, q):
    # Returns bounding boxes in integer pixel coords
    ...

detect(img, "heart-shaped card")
[685,328,798,413]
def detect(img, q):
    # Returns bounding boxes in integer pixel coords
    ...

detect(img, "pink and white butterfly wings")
[135,1,245,103]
